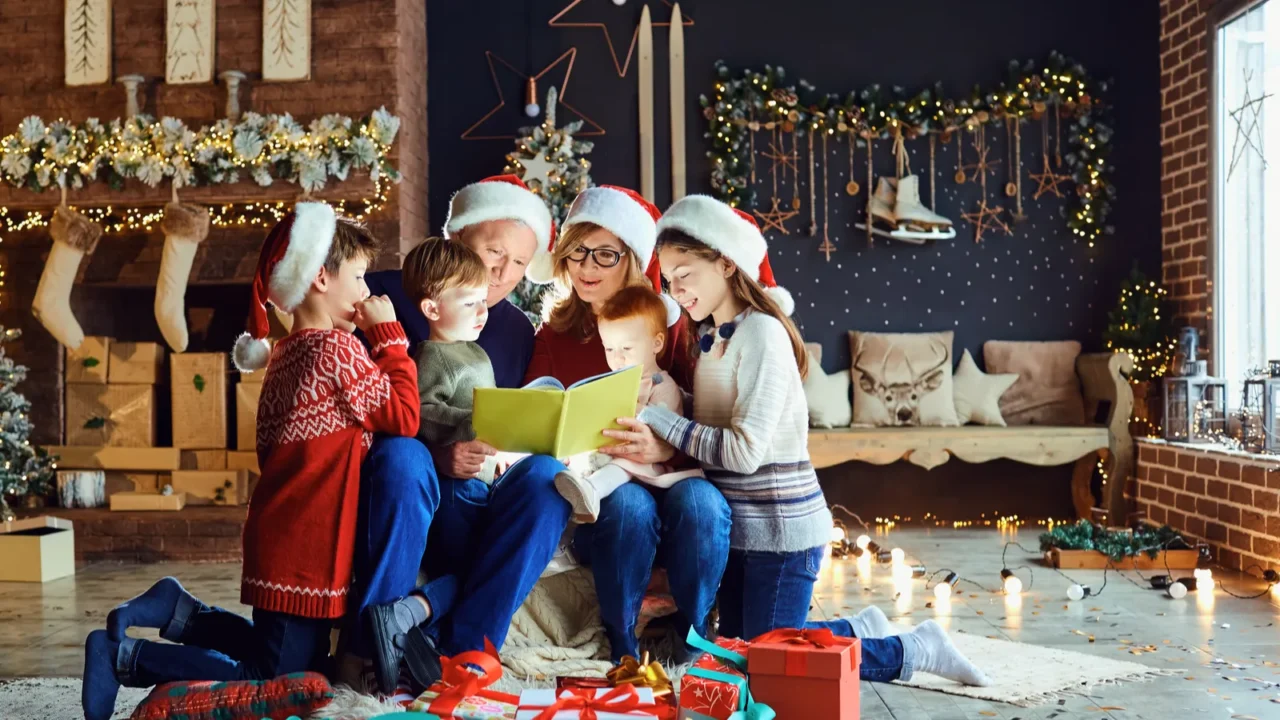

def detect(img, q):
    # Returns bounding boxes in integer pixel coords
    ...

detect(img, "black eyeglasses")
[568,246,627,268]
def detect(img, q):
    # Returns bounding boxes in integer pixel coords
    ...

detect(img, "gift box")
[171,470,248,505]
[65,383,157,447]
[66,336,110,383]
[236,381,261,451]
[517,686,660,720]
[678,631,772,720]
[108,342,165,384]
[406,644,518,720]
[172,353,229,449]
[0,516,75,582]
[746,629,860,720]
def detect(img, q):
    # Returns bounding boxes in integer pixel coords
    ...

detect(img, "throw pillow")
[848,331,959,427]
[952,349,1019,426]
[802,343,852,428]
[129,671,333,720]
[984,340,1086,426]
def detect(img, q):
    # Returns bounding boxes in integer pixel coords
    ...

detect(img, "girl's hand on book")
[600,417,675,464]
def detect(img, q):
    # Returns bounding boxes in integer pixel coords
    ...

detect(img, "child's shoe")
[554,470,601,523]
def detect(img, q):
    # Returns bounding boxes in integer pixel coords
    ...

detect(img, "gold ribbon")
[605,652,673,699]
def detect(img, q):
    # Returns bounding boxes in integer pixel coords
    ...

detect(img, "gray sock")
[393,594,429,631]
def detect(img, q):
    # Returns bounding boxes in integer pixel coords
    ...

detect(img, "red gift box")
[407,642,519,719]
[746,629,861,720]
[677,637,753,720]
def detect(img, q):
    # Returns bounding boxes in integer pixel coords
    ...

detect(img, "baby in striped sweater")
[626,195,991,688]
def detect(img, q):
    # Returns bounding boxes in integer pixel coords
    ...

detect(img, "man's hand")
[437,439,499,478]
[353,295,396,331]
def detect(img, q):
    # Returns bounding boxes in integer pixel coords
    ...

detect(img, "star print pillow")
[848,330,960,427]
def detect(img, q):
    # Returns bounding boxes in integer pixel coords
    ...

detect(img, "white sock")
[587,463,631,500]
[848,606,896,639]
[902,620,992,686]
[33,208,100,350]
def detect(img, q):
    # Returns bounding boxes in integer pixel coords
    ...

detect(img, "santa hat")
[538,185,681,326]
[655,195,794,316]
[443,174,555,282]
[232,202,337,372]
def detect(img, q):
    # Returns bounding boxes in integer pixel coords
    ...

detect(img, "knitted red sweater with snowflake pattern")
[240,323,419,619]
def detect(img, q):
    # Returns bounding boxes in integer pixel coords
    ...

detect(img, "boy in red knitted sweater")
[82,203,421,720]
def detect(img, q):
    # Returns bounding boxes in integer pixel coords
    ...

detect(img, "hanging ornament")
[928,133,937,210]
[954,130,966,184]
[524,77,541,118]
[845,132,860,196]
[819,131,835,261]
[753,125,797,234]
[613,0,626,5]
[807,130,817,237]
[790,131,802,210]
[1011,120,1026,223]
[1004,120,1017,198]
[865,135,874,247]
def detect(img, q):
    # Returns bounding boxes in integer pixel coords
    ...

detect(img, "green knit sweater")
[413,340,495,446]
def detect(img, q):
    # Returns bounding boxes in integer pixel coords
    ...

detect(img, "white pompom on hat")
[444,174,556,283]
[232,202,337,372]
[655,194,794,316]
[551,185,681,326]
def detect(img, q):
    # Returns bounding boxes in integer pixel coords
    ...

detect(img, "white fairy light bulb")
[890,548,905,564]
[1000,569,1022,595]
[1167,581,1187,600]
[1066,583,1088,601]
[934,572,957,600]
[613,0,627,4]
[855,534,871,550]
[830,524,846,544]
[1193,568,1214,590]
[892,562,913,582]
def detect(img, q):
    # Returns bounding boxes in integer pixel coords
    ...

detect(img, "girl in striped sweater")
[604,195,990,686]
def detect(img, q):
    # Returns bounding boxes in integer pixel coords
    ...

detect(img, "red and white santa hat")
[655,195,795,316]
[443,174,555,282]
[536,185,681,326]
[232,202,337,372]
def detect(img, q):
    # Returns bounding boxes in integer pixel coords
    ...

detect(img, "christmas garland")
[702,51,1114,246]
[0,109,401,236]
[1039,519,1191,561]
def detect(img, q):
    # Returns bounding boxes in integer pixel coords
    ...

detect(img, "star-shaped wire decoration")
[961,200,1010,243]
[548,0,694,78]
[1029,154,1071,200]
[1227,71,1271,181]
[461,48,605,140]
[753,197,798,235]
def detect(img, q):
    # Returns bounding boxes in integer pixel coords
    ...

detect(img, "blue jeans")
[347,436,457,657]
[718,546,907,683]
[574,479,732,661]
[422,454,571,653]
[117,602,330,685]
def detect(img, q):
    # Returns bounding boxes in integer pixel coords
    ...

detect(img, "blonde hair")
[655,229,808,379]
[401,237,488,306]
[546,222,648,340]
[324,216,380,272]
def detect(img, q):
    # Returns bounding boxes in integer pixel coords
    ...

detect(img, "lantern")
[1163,375,1227,442]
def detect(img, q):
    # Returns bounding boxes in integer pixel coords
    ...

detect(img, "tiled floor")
[3,528,1279,718]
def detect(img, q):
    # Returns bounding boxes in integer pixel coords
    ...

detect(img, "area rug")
[897,630,1183,707]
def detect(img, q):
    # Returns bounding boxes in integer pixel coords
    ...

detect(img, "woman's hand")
[600,417,675,464]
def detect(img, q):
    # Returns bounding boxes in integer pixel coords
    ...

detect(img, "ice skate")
[891,175,956,241]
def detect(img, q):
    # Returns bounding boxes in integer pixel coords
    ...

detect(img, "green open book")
[472,365,643,458]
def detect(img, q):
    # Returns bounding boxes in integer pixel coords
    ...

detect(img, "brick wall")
[1160,0,1217,352]
[0,0,426,442]
[19,506,247,564]
[1135,439,1280,575]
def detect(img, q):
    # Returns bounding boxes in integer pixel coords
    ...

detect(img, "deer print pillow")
[848,331,960,427]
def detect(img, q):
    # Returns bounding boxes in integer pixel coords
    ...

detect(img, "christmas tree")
[503,87,593,325]
[1103,267,1175,382]
[0,328,56,521]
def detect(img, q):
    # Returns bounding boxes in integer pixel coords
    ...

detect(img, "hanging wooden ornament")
[959,123,1010,243]
[1012,120,1026,223]
[845,132,860,196]
[929,133,937,210]
[1030,113,1070,200]
[807,131,818,237]
[753,125,798,234]
[819,131,835,260]
[865,134,874,247]
[1004,120,1017,198]
[954,130,966,184]
[790,131,802,210]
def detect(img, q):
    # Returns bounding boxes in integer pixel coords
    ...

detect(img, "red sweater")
[240,323,419,619]
[524,314,696,389]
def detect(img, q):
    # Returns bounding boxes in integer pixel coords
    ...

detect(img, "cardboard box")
[171,470,248,505]
[181,450,227,470]
[226,450,259,474]
[747,633,860,720]
[110,492,186,511]
[65,336,110,384]
[235,382,262,451]
[45,446,182,471]
[65,384,156,447]
[0,516,75,582]
[105,472,161,495]
[108,342,165,384]
[171,353,229,449]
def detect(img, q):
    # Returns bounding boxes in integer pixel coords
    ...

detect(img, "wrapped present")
[172,353,229,449]
[517,686,661,720]
[746,629,860,720]
[406,644,518,720]
[606,653,676,719]
[678,630,774,720]
[555,677,612,693]
[65,383,156,447]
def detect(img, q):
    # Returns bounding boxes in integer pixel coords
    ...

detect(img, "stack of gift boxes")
[400,629,860,720]
[51,337,263,511]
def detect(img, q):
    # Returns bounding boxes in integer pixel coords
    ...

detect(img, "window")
[1214,0,1279,403]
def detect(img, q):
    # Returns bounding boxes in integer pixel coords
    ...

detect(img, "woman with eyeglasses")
[522,186,730,664]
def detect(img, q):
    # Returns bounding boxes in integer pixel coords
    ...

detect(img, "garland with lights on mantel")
[703,51,1114,247]
[0,108,402,238]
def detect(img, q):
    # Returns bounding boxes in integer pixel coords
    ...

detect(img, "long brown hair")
[656,228,809,379]
[546,222,648,340]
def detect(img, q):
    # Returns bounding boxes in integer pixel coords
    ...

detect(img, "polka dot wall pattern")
[766,134,1102,373]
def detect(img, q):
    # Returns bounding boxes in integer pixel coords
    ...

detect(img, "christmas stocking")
[155,203,210,352]
[32,206,102,350]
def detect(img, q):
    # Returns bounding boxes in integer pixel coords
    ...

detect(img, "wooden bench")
[807,353,1134,520]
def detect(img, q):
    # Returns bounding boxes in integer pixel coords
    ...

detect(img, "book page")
[554,365,643,457]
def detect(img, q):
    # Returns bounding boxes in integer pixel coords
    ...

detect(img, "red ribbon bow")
[427,639,520,717]
[529,684,660,720]
[749,628,843,648]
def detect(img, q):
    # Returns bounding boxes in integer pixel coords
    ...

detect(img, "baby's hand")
[353,295,396,331]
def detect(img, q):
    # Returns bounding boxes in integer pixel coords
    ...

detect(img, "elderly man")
[354,175,571,693]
